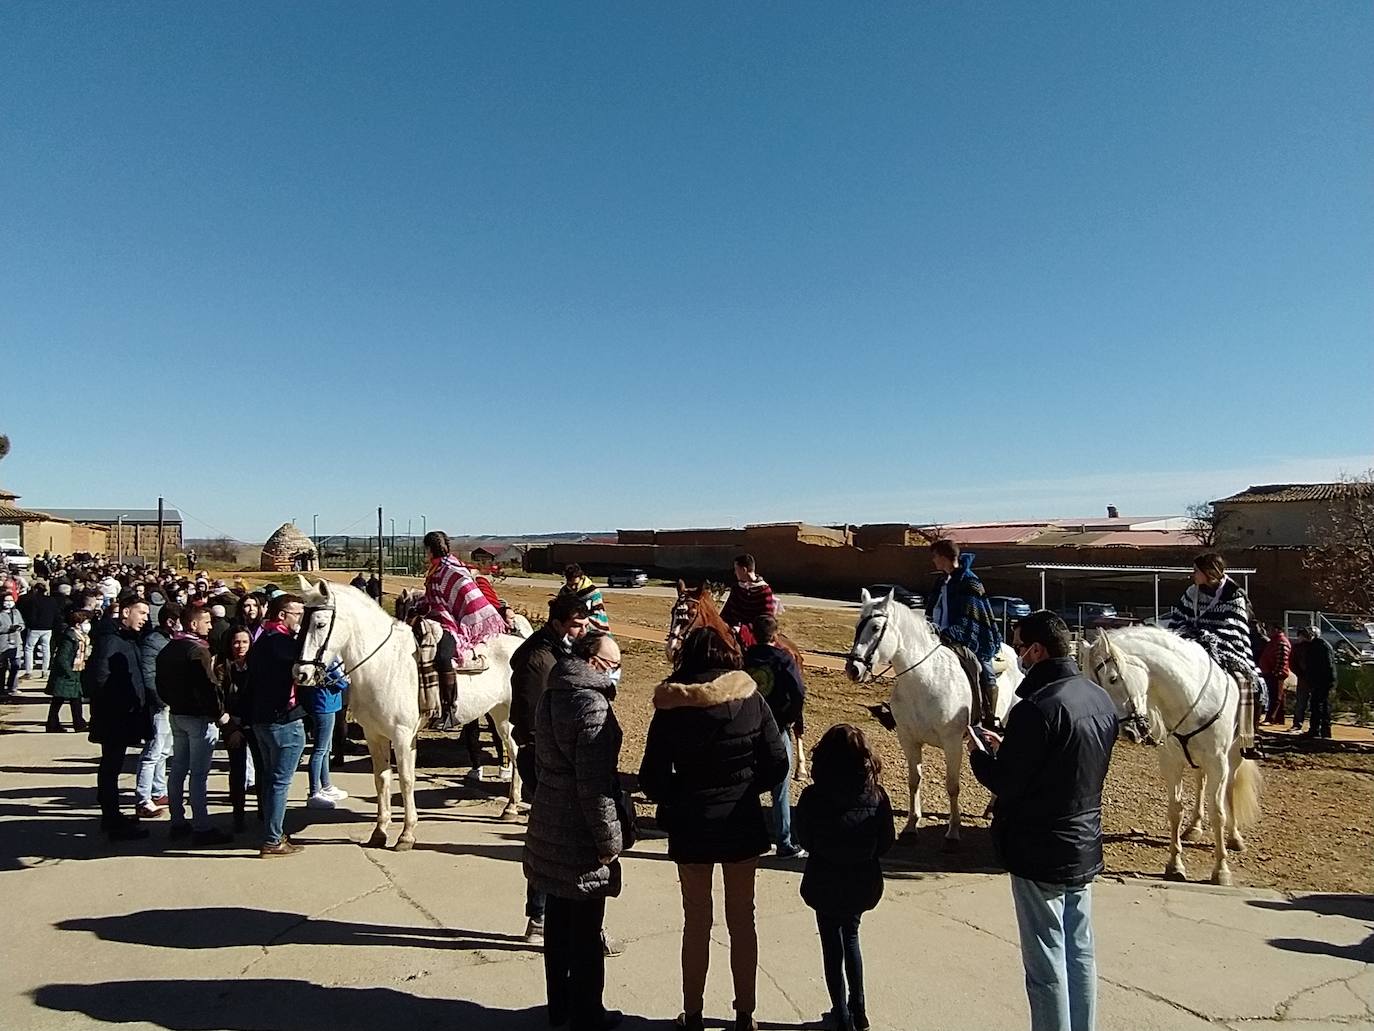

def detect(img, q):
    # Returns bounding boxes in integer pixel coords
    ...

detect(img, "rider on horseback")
[720,554,776,648]
[928,539,1004,730]
[1167,552,1261,757]
[423,530,507,675]
[560,564,610,632]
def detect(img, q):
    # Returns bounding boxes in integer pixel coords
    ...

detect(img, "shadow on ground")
[33,979,659,1031]
[1248,893,1374,963]
[57,907,539,953]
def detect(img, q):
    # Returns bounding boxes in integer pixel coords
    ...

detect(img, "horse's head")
[293,578,340,688]
[846,588,897,683]
[1085,631,1154,743]
[666,583,729,664]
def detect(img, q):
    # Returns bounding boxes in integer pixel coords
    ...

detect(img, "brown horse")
[667,581,810,780]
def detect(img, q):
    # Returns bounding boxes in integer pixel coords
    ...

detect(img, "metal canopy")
[1024,563,1258,618]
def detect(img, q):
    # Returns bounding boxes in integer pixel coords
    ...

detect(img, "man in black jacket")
[510,593,589,941]
[967,610,1117,1031]
[87,593,154,841]
[1295,626,1337,739]
[244,593,308,857]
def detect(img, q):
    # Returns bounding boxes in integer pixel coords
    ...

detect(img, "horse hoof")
[393,837,414,852]
[1212,869,1233,887]
[500,807,522,823]
[942,836,961,852]
[1227,836,1246,853]
[1181,826,1204,843]
[1164,866,1188,882]
[365,830,388,849]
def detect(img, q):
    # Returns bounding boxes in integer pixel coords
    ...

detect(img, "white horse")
[845,589,1021,845]
[1084,626,1262,886]
[293,579,527,850]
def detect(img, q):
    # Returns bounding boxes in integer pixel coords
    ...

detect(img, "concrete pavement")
[2,689,1370,1031]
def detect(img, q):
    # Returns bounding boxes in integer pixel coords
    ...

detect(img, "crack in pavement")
[362,849,446,929]
[1272,968,1374,1024]
[236,881,392,978]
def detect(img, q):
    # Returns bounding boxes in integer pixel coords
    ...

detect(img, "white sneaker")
[323,785,348,801]
[306,793,336,809]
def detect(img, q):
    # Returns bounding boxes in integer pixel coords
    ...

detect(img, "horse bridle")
[1092,638,1227,768]
[297,603,399,678]
[849,610,943,681]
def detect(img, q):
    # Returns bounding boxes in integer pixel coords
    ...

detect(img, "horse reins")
[1093,639,1229,769]
[850,611,944,681]
[299,604,400,678]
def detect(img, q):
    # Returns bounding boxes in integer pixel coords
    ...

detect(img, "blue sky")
[2,3,1371,542]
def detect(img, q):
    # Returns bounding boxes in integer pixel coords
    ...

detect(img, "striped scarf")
[425,556,506,656]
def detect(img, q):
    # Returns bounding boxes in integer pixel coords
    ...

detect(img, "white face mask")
[606,668,623,686]
[1,599,13,610]
[79,622,91,635]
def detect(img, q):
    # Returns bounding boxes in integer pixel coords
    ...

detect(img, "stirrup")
[454,656,489,675]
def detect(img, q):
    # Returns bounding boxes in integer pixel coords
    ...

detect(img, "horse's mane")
[685,591,741,657]
[1108,624,1203,662]
[870,593,938,645]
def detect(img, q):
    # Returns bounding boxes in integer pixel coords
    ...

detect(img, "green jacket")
[45,630,85,700]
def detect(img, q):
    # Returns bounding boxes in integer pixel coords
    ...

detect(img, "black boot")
[979,679,1000,731]
[435,671,460,731]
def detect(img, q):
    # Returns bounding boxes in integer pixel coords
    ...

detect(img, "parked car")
[988,595,1033,621]
[1056,601,1120,629]
[1,545,32,573]
[863,584,923,610]
[607,568,649,589]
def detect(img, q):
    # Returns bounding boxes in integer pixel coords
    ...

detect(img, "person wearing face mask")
[509,593,591,942]
[966,611,1118,1031]
[0,593,24,697]
[524,632,628,1031]
[216,626,262,832]
[45,610,92,731]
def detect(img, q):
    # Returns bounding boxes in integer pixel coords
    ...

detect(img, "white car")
[1,545,32,573]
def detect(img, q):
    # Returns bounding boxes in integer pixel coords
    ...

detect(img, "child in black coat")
[795,724,895,1031]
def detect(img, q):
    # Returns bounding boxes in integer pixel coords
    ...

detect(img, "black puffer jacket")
[795,784,895,915]
[86,625,155,745]
[970,657,1118,886]
[639,670,790,865]
[523,657,624,900]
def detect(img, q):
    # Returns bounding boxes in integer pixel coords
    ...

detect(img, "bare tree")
[1305,471,1374,615]
[1185,501,1233,548]
[0,434,10,465]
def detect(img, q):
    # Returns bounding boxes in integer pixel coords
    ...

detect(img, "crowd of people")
[0,540,1355,1031]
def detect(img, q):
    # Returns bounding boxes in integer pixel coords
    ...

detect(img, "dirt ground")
[272,573,1374,895]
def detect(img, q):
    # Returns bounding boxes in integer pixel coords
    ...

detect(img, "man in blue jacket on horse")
[929,539,1004,730]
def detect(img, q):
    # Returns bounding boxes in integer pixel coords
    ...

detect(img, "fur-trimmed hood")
[652,670,757,710]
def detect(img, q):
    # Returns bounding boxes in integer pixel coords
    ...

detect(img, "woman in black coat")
[523,632,626,1031]
[639,626,790,1031]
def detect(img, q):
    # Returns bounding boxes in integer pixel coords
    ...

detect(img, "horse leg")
[365,734,393,849]
[491,703,522,822]
[1161,748,1188,881]
[1224,744,1247,854]
[1181,769,1206,842]
[899,737,923,836]
[942,739,962,849]
[1207,754,1233,886]
[391,729,419,851]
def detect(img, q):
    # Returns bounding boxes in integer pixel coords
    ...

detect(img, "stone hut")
[260,522,318,572]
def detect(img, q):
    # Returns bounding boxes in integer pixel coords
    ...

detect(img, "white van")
[1,545,32,572]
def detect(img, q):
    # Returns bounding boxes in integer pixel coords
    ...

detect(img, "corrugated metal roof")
[1084,530,1197,548]
[944,525,1049,545]
[1213,483,1374,504]
[43,508,182,523]
[0,502,64,523]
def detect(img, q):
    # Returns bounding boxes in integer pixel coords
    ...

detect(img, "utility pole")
[377,507,384,600]
[156,497,165,570]
[116,513,126,563]
[313,514,319,547]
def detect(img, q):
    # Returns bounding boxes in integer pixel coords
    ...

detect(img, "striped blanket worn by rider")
[1167,575,1258,747]
[425,555,506,658]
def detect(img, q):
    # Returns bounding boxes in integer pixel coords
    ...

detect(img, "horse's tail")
[1229,757,1263,830]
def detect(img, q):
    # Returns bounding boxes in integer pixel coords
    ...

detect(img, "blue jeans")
[1010,876,1097,1031]
[254,720,306,846]
[309,710,336,796]
[136,707,172,804]
[169,715,219,831]
[771,732,796,851]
